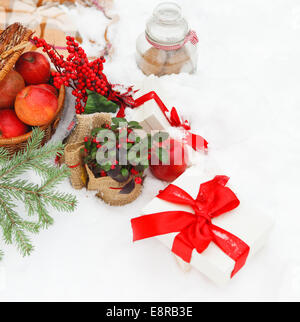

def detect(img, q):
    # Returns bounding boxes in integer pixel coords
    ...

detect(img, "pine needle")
[0,128,77,259]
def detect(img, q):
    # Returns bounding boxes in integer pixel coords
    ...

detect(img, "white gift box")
[132,77,171,133]
[140,167,273,285]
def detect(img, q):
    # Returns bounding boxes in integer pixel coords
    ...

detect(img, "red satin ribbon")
[132,91,208,151]
[105,85,208,151]
[68,163,81,169]
[131,176,250,278]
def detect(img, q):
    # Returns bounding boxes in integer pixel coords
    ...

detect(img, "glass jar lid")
[145,2,189,46]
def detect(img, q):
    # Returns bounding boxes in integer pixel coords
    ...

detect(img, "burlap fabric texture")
[64,113,142,206]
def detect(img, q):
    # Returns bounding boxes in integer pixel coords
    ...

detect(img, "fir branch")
[38,166,71,193]
[31,162,58,178]
[14,228,33,257]
[26,127,45,153]
[36,198,54,228]
[0,149,9,164]
[0,195,33,256]
[0,128,77,260]
[41,191,77,213]
[0,129,64,181]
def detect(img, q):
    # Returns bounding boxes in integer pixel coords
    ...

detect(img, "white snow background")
[0,0,300,301]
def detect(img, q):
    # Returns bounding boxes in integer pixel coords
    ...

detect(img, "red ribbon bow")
[133,91,208,151]
[107,87,207,151]
[131,176,250,277]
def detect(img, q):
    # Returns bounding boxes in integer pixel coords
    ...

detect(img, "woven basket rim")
[0,23,33,83]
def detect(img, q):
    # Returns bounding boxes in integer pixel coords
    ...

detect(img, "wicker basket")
[0,23,65,156]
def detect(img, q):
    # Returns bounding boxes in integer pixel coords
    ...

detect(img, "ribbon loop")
[131,176,250,278]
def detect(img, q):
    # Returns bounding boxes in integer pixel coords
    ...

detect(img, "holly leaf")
[84,90,118,114]
[102,163,112,172]
[112,117,128,126]
[85,140,92,149]
[128,121,143,129]
[119,179,135,194]
[121,168,129,177]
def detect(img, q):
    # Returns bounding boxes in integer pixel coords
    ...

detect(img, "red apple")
[15,52,50,85]
[0,109,28,138]
[150,138,189,182]
[0,70,25,109]
[15,86,58,126]
[35,84,58,97]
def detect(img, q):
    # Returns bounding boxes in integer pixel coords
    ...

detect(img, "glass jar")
[136,2,198,76]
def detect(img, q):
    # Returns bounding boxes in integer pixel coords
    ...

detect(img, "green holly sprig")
[82,118,169,193]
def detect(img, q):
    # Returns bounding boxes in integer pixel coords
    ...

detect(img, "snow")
[1,0,300,301]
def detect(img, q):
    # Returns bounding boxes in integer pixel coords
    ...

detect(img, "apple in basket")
[15,86,58,126]
[15,51,51,85]
[35,84,58,97]
[0,70,25,109]
[0,109,28,138]
[150,138,189,182]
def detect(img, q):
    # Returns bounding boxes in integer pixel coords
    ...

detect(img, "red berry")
[135,177,142,184]
[131,168,138,175]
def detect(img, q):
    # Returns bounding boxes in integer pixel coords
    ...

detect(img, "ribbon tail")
[134,91,169,113]
[189,30,199,45]
[131,211,195,242]
[169,107,181,127]
[117,104,126,118]
[184,131,208,151]
[172,231,194,263]
[172,222,212,263]
[211,224,250,278]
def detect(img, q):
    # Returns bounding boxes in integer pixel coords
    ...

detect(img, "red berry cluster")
[31,36,110,114]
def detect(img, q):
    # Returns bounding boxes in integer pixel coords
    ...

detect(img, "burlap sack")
[64,142,86,189]
[64,112,142,205]
[66,112,112,145]
[64,113,111,189]
[86,165,142,206]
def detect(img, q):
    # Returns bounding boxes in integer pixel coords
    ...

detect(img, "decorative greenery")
[83,89,119,114]
[0,128,77,259]
[82,118,169,193]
